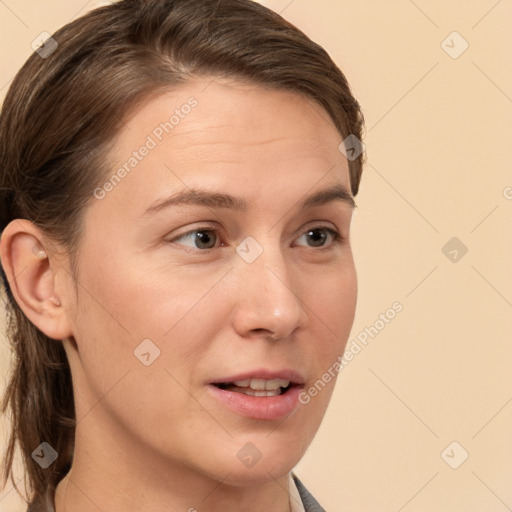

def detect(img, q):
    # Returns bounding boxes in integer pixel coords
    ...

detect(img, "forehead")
[95,78,350,218]
[114,77,343,160]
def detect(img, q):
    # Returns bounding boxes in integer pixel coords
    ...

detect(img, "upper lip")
[209,368,306,386]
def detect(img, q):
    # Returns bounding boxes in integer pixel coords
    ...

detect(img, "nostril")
[250,329,278,342]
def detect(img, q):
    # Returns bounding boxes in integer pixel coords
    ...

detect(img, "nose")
[230,240,309,341]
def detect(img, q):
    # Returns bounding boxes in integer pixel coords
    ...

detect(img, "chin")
[203,435,309,487]
[220,461,298,487]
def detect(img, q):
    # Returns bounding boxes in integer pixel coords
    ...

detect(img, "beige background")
[1,1,511,511]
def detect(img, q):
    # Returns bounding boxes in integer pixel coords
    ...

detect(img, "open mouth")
[213,378,293,397]
[208,373,305,420]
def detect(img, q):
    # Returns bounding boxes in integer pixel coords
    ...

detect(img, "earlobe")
[0,219,72,340]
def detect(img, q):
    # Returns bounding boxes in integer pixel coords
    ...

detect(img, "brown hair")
[0,0,364,509]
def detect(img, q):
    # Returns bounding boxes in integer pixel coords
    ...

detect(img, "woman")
[0,0,365,510]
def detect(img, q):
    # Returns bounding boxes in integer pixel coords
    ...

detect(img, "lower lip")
[207,384,303,421]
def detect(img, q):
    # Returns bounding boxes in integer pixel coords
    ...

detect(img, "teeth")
[232,379,251,387]
[233,378,290,390]
[236,388,282,397]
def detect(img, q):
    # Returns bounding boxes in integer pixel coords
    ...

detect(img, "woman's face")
[62,77,357,486]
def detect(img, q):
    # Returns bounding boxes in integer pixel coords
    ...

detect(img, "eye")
[294,226,343,248]
[171,228,221,250]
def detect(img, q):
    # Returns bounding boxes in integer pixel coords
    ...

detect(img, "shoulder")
[291,472,327,512]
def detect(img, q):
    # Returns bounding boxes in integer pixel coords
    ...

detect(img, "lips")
[207,369,306,420]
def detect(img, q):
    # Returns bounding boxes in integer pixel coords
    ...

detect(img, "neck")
[54,415,293,512]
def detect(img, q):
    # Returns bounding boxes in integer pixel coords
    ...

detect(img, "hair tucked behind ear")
[0,0,364,509]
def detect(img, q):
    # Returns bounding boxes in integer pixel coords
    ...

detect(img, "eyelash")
[167,224,344,253]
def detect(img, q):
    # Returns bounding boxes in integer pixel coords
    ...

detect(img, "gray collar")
[291,473,327,512]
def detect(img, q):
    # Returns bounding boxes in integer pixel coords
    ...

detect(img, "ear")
[0,219,74,340]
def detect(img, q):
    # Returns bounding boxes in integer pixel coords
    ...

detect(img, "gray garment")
[292,473,327,512]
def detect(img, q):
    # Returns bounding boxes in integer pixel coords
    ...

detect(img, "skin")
[1,77,357,511]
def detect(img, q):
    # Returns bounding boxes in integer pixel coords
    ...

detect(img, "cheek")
[69,258,221,434]
[71,251,225,377]
[289,261,357,412]
[304,261,357,351]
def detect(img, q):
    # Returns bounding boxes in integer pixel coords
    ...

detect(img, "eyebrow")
[143,183,355,217]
